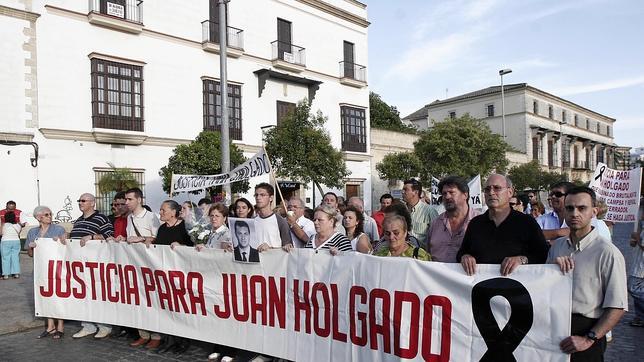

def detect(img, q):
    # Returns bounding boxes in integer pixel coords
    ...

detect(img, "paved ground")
[1,224,642,361]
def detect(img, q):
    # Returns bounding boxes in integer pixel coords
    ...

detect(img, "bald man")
[347,197,379,242]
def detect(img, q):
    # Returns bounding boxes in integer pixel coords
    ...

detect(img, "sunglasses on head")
[549,191,566,198]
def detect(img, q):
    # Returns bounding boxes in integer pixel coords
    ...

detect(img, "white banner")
[171,148,271,193]
[468,174,485,210]
[589,162,642,222]
[34,239,571,361]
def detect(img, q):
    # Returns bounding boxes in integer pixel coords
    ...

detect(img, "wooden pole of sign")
[634,167,642,233]
[261,146,288,215]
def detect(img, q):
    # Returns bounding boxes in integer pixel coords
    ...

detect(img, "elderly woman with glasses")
[26,205,67,339]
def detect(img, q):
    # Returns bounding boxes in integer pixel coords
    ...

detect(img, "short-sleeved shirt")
[373,210,385,237]
[408,201,437,245]
[374,242,431,261]
[0,209,22,224]
[547,228,628,318]
[290,215,316,248]
[156,221,193,246]
[255,213,292,248]
[126,209,160,238]
[428,206,480,262]
[70,211,114,239]
[537,211,563,230]
[456,209,549,264]
[110,215,128,238]
[305,232,352,252]
[25,224,66,249]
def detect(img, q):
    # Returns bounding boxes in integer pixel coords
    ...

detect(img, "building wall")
[0,0,371,219]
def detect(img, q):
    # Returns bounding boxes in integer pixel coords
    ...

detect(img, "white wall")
[0,15,30,132]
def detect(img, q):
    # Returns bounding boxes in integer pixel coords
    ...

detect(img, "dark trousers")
[571,314,606,362]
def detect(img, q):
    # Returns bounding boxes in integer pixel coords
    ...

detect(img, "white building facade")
[404,83,626,183]
[0,0,372,218]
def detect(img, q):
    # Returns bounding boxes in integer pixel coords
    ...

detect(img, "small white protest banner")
[588,162,642,222]
[171,148,271,193]
[468,174,485,209]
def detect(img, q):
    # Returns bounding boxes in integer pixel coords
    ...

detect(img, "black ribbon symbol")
[471,278,534,362]
[595,165,606,181]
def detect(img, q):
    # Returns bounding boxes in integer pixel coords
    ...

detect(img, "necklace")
[167,219,180,228]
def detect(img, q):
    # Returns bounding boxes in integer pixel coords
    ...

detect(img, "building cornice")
[525,86,616,123]
[0,5,40,22]
[0,132,35,143]
[87,52,147,66]
[39,128,195,147]
[342,151,371,162]
[296,0,369,28]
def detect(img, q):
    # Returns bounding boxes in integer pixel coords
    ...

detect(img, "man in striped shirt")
[70,193,114,340]
[402,179,438,248]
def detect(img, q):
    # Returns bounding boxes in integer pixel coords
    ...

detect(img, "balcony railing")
[201,21,244,49]
[573,161,589,169]
[89,0,143,24]
[339,61,366,82]
[271,40,306,66]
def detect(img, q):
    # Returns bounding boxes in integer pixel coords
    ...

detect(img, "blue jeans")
[1,239,21,276]
[628,276,644,320]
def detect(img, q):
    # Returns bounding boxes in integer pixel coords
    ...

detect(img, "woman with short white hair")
[26,205,67,339]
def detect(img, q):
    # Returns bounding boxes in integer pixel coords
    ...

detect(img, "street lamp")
[499,68,512,140]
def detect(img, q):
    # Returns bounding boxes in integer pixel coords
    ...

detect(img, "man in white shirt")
[286,197,315,248]
[121,187,162,349]
[254,183,293,251]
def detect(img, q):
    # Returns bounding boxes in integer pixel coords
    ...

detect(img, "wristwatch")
[586,331,599,342]
[519,256,528,265]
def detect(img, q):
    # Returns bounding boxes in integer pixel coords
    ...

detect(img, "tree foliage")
[376,152,424,181]
[98,162,140,193]
[413,115,509,181]
[264,100,350,192]
[369,92,417,134]
[159,130,249,197]
[508,160,569,191]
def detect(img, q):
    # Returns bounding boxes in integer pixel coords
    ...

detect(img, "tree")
[98,162,140,193]
[369,92,417,134]
[508,160,569,191]
[159,130,249,197]
[263,100,350,194]
[376,152,424,182]
[413,115,509,180]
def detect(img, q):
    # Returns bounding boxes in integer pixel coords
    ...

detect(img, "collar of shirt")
[565,227,597,251]
[132,208,147,219]
[239,245,251,254]
[214,224,227,234]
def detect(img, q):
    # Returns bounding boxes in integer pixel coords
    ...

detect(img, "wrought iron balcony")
[89,0,143,24]
[201,20,244,51]
[339,61,366,82]
[271,40,306,71]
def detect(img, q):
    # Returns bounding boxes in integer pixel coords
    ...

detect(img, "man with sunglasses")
[457,174,548,276]
[108,191,128,239]
[538,182,575,243]
[70,193,114,339]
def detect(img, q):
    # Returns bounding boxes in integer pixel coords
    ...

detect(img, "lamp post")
[499,68,512,140]
[219,0,231,205]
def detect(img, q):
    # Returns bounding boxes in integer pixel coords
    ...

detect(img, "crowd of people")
[2,172,643,362]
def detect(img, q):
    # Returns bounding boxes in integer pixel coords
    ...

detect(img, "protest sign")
[430,176,440,204]
[589,162,642,222]
[468,174,485,210]
[34,239,571,361]
[170,148,271,193]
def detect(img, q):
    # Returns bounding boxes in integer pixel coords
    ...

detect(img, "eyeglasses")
[254,193,270,198]
[483,185,507,193]
[549,191,567,198]
[42,213,52,217]
[77,199,91,203]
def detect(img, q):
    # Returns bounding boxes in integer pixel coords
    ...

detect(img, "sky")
[365,0,644,149]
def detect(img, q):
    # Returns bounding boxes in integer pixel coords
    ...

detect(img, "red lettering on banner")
[186,272,206,316]
[154,270,173,311]
[331,284,348,342]
[141,267,155,307]
[393,291,420,358]
[214,273,231,319]
[124,265,139,305]
[55,261,72,298]
[293,279,311,334]
[86,262,99,300]
[349,286,368,346]
[231,274,250,322]
[106,263,119,303]
[311,282,331,338]
[421,296,452,362]
[117,264,125,304]
[168,271,190,314]
[40,260,55,297]
[268,276,286,328]
[250,275,267,325]
[71,261,86,299]
[99,263,107,302]
[369,288,392,353]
